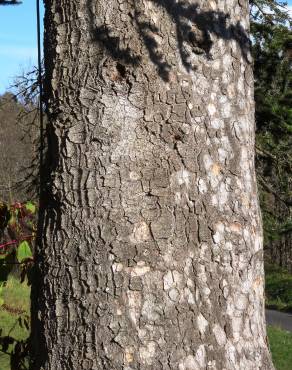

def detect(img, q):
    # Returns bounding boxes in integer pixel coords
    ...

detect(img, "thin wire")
[36,0,44,195]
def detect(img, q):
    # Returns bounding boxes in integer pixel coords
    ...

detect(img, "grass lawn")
[268,325,292,370]
[0,277,30,370]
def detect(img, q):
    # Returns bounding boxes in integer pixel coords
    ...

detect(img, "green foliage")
[253,23,292,135]
[0,201,36,268]
[265,263,292,312]
[267,325,292,370]
[0,200,35,369]
[24,202,35,215]
[0,283,4,306]
[0,278,30,370]
[251,1,292,256]
[16,242,32,264]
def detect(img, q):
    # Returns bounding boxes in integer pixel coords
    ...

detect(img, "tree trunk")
[31,0,274,369]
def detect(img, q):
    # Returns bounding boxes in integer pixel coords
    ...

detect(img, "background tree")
[250,0,292,270]
[0,1,22,5]
[31,0,274,369]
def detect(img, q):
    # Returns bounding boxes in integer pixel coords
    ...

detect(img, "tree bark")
[31,0,274,369]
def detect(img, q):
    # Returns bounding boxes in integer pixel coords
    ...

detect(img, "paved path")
[266,309,292,332]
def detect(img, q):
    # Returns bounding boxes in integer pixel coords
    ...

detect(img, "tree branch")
[0,0,22,5]
[258,174,292,207]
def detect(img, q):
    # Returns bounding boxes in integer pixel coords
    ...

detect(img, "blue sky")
[0,1,291,94]
[0,1,44,93]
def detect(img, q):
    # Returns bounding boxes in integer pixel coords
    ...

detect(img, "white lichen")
[112,262,123,272]
[124,347,134,364]
[130,222,150,243]
[207,104,217,116]
[139,341,156,365]
[141,298,161,321]
[184,287,195,304]
[203,154,213,172]
[210,118,224,130]
[169,288,180,302]
[127,291,141,326]
[175,192,182,204]
[235,294,248,311]
[129,171,141,181]
[198,178,208,194]
[130,262,151,277]
[197,313,209,334]
[163,271,174,290]
[179,355,200,370]
[213,324,227,346]
[177,169,190,187]
[195,345,206,368]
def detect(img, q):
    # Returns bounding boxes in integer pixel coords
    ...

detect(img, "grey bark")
[31,0,274,369]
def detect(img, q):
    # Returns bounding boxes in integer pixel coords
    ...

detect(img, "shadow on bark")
[29,121,61,369]
[88,0,251,81]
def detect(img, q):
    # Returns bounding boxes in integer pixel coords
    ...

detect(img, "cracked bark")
[31,0,274,369]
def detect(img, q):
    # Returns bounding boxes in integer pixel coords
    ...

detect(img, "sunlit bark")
[31,1,274,369]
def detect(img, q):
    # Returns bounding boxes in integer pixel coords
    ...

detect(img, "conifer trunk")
[31,1,274,369]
